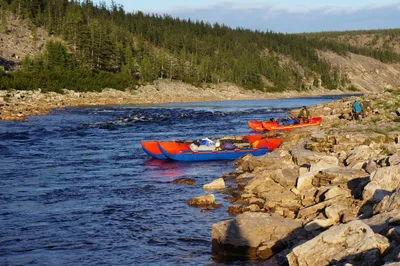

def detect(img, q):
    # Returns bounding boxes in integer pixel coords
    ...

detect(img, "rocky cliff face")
[0,13,50,71]
[318,50,400,93]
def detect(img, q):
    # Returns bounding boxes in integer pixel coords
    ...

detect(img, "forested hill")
[0,0,400,93]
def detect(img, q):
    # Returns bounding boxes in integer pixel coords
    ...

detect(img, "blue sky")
[94,0,400,33]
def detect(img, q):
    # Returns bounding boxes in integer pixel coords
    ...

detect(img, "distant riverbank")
[0,80,356,121]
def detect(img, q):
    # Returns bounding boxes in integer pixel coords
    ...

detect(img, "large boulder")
[287,220,390,266]
[363,165,400,202]
[291,148,339,173]
[212,212,303,260]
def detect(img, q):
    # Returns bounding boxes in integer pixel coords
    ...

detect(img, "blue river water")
[0,96,351,265]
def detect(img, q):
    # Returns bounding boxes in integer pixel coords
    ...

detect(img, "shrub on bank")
[0,70,130,92]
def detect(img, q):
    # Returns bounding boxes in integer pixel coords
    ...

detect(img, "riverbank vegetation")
[0,0,399,93]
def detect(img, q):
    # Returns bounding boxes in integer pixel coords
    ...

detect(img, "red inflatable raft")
[141,135,281,161]
[248,117,322,131]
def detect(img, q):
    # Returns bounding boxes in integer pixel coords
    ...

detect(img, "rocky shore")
[191,92,400,265]
[0,80,347,121]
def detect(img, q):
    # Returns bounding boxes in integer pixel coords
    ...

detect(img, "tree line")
[0,0,399,93]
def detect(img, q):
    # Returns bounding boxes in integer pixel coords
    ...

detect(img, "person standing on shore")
[352,100,362,120]
[298,106,310,123]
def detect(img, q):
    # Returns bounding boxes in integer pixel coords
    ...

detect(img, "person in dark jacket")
[298,106,310,123]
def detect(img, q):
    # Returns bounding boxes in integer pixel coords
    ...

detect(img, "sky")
[93,0,400,33]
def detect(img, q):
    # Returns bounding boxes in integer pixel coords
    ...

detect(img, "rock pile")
[211,92,400,265]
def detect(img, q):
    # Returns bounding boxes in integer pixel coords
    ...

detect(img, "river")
[0,95,351,265]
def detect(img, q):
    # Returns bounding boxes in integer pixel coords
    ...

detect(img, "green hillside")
[0,0,399,93]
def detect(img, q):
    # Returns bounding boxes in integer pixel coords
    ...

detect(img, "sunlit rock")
[203,178,225,191]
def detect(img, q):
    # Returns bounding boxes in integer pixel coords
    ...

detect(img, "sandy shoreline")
[0,80,356,121]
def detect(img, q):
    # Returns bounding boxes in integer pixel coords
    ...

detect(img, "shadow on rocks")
[211,219,251,263]
[330,249,384,266]
[212,221,316,266]
[347,176,370,200]
[0,56,16,71]
[358,189,394,218]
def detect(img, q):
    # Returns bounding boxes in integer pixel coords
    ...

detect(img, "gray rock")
[187,194,216,207]
[212,212,302,260]
[388,151,400,166]
[374,190,400,214]
[203,178,226,190]
[363,166,400,202]
[291,148,339,173]
[364,209,400,234]
[287,220,390,266]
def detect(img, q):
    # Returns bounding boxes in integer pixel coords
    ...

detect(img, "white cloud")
[155,1,400,14]
[142,2,400,33]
